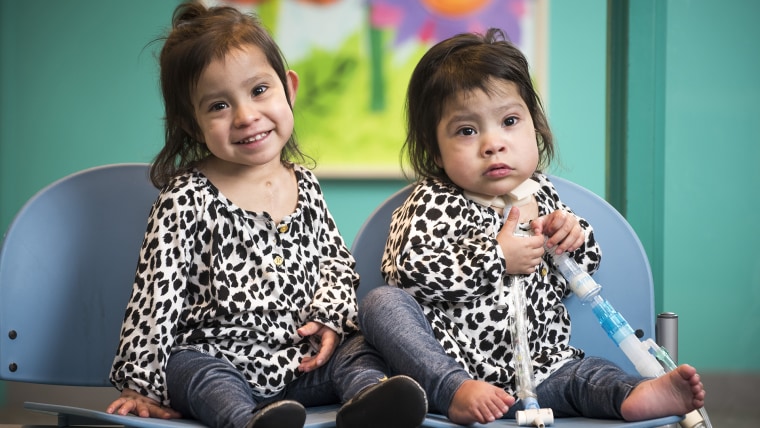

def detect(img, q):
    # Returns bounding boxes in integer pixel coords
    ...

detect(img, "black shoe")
[246,400,306,428]
[336,375,428,428]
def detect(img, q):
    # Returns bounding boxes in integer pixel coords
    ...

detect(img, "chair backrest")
[0,163,159,386]
[351,176,654,375]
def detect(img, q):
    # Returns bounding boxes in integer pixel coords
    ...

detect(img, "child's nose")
[233,103,259,127]
[482,135,506,156]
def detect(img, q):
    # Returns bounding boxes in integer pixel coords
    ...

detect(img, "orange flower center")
[421,0,490,17]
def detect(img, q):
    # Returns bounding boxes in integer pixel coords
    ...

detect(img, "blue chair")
[351,176,683,428]
[0,164,340,427]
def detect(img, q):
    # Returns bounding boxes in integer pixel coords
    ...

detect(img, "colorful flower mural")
[202,0,541,177]
[370,0,525,46]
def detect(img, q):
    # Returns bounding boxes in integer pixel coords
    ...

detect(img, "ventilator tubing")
[509,275,554,426]
[550,252,711,428]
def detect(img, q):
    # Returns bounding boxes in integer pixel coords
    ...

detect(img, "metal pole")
[656,312,679,364]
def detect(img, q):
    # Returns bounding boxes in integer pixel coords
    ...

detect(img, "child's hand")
[106,387,181,419]
[496,206,545,274]
[297,321,338,373]
[531,209,584,255]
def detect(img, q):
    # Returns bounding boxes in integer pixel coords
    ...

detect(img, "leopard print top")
[110,165,359,406]
[381,173,600,393]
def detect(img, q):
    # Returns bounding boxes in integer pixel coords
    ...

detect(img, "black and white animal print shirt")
[110,165,360,406]
[381,173,601,393]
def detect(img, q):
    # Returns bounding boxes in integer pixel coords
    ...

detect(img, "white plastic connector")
[516,408,554,427]
[680,409,708,428]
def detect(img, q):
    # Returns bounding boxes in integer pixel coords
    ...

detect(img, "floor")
[1,372,758,427]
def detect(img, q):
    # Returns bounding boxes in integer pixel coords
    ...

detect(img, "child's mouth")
[234,131,269,144]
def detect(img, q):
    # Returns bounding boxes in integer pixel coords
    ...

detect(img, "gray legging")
[166,333,390,428]
[359,286,643,420]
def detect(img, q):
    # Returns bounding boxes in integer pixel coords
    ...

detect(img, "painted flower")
[370,0,527,46]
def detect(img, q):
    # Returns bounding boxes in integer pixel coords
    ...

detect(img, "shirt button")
[274,255,284,266]
[278,224,289,233]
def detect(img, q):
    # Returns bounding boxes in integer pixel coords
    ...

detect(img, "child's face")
[191,44,298,171]
[435,79,539,199]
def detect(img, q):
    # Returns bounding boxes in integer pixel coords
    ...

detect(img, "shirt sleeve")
[382,180,505,304]
[304,176,360,340]
[109,184,194,406]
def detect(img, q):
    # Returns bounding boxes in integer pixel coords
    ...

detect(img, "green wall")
[663,0,760,372]
[545,0,607,194]
[552,0,760,372]
[1,0,757,392]
[626,0,760,371]
[0,0,173,232]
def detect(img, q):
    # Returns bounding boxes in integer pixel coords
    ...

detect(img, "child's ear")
[286,70,299,107]
[181,119,204,144]
[433,153,442,168]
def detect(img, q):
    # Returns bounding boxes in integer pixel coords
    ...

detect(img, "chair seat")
[423,413,682,427]
[24,402,343,428]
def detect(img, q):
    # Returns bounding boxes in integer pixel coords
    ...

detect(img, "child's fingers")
[549,223,583,254]
[297,321,319,337]
[314,329,338,365]
[158,406,182,419]
[116,400,136,416]
[544,212,579,249]
[298,355,316,372]
[144,402,180,419]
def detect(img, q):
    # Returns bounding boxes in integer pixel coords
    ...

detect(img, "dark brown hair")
[150,2,310,188]
[403,28,554,181]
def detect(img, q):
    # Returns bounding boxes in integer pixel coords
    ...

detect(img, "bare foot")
[621,364,706,421]
[448,379,515,425]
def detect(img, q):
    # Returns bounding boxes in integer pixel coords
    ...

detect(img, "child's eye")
[503,116,518,127]
[210,102,229,112]
[457,127,476,136]
[253,85,268,97]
